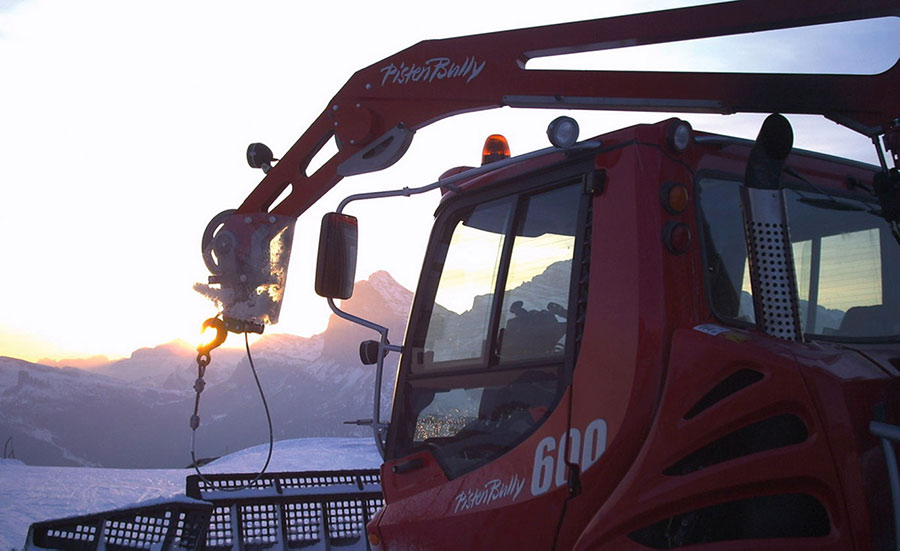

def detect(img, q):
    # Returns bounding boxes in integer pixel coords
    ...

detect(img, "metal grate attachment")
[327,499,366,540]
[24,470,384,551]
[240,503,280,546]
[186,469,384,551]
[205,506,234,549]
[285,502,322,543]
[187,470,381,496]
[25,500,212,551]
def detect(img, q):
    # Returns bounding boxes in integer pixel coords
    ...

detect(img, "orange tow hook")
[198,317,227,358]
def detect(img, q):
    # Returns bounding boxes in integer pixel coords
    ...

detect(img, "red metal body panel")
[378,389,574,549]
[574,331,852,549]
[368,120,898,549]
[372,123,665,549]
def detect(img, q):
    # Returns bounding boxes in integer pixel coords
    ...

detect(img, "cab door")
[376,169,594,549]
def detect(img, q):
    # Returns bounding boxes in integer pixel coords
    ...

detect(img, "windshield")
[699,178,899,341]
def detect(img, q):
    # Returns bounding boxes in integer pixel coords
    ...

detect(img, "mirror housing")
[315,212,358,299]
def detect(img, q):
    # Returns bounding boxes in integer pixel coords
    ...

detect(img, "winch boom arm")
[200,0,898,331]
[239,0,898,219]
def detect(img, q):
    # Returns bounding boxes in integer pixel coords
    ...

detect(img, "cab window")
[393,181,585,478]
[698,177,900,340]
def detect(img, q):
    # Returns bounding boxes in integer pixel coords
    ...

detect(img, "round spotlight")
[547,116,580,148]
[247,142,275,171]
[666,120,693,153]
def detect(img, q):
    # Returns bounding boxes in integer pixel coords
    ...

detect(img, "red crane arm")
[239,0,898,219]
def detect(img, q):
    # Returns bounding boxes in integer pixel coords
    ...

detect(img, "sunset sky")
[0,0,894,363]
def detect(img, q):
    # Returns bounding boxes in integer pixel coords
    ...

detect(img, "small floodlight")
[547,116,580,148]
[247,143,276,173]
[666,120,693,153]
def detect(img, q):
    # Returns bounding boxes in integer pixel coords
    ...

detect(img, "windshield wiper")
[795,197,867,212]
[785,166,880,214]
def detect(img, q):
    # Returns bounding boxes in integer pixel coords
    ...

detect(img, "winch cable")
[189,330,274,492]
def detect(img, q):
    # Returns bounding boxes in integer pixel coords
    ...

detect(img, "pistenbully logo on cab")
[380,56,486,86]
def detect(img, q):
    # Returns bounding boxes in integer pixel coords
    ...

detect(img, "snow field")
[0,438,380,550]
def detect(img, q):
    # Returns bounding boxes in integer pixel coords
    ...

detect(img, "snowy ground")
[0,438,381,551]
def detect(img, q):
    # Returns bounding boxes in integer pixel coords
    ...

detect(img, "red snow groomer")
[27,1,900,550]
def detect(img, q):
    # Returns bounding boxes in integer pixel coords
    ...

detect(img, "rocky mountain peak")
[327,271,413,331]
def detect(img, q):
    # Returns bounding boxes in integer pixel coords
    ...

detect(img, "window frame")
[695,170,899,343]
[385,162,595,472]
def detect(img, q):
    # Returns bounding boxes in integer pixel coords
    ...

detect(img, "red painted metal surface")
[368,120,897,549]
[209,0,898,334]
[203,2,899,548]
[206,0,899,339]
[235,0,899,219]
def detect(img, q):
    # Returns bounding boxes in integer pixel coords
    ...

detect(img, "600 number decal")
[531,418,607,496]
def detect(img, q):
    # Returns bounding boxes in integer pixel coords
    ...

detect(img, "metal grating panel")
[187,469,382,497]
[204,506,234,550]
[285,502,322,543]
[41,524,97,551]
[366,497,385,520]
[327,500,365,539]
[26,501,211,551]
[106,511,173,549]
[26,470,383,551]
[239,504,280,547]
[186,469,383,551]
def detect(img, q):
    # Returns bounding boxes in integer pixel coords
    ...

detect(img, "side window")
[394,181,585,478]
[498,185,579,361]
[792,228,883,332]
[697,179,755,322]
[698,178,899,340]
[422,198,513,367]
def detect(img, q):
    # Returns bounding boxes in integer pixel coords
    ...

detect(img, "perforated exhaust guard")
[741,114,803,342]
[741,187,803,341]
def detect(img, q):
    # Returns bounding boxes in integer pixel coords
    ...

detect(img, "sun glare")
[196,324,222,351]
[190,323,263,353]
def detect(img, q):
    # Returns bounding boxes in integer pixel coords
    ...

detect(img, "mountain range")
[0,271,411,468]
[1,261,572,469]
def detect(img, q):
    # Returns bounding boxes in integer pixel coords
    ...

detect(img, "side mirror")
[315,212,358,299]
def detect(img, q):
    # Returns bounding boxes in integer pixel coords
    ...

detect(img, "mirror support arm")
[328,298,401,458]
